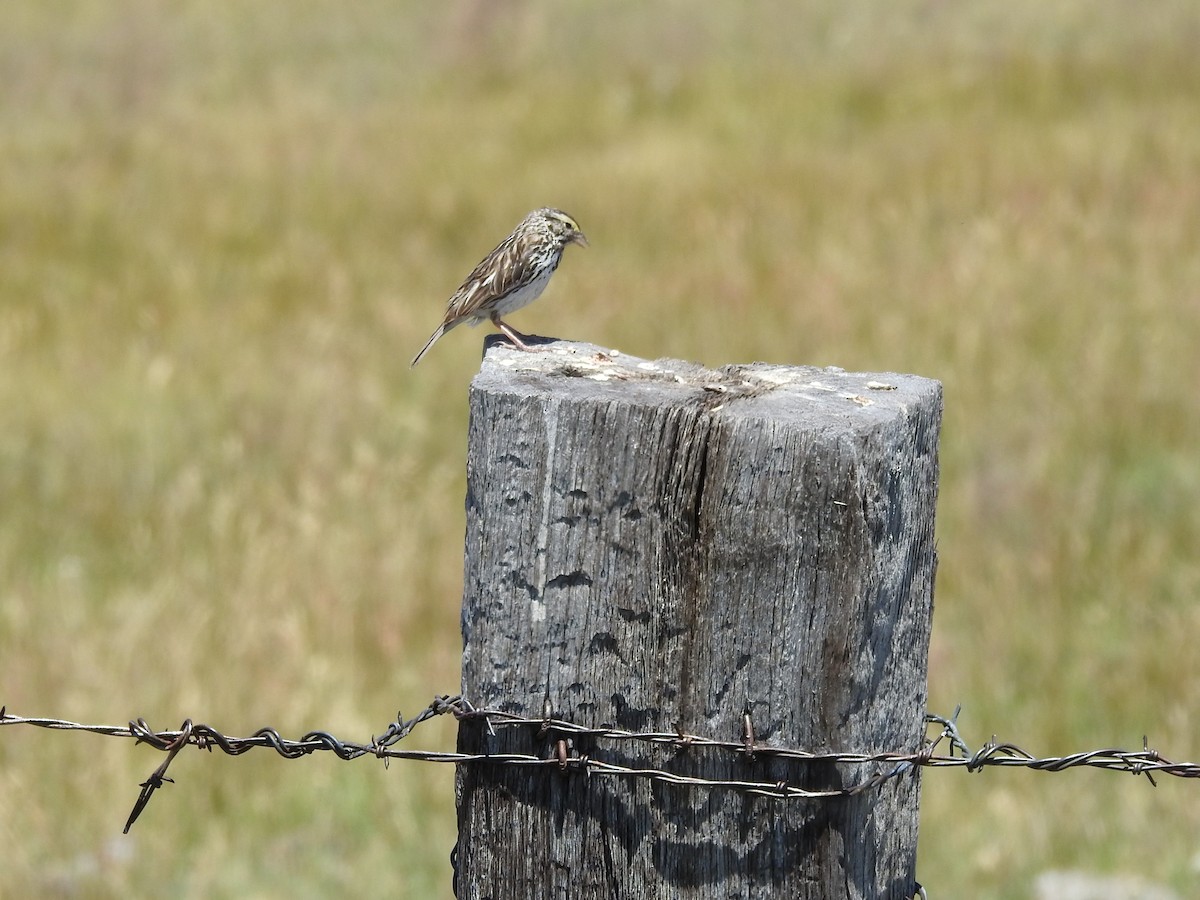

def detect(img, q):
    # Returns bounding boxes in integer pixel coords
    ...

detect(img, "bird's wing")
[443,230,543,323]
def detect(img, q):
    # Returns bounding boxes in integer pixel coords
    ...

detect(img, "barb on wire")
[2,700,1197,833]
[125,719,191,833]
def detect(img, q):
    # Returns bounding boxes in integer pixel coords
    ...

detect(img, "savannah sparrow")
[411,207,588,367]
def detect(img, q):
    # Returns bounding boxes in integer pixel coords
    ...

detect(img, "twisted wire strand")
[1,699,1192,833]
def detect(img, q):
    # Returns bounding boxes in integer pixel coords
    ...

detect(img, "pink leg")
[491,313,533,351]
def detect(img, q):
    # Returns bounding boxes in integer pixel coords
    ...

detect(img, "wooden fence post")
[454,339,941,900]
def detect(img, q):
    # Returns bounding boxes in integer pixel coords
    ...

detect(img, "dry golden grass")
[2,2,1199,896]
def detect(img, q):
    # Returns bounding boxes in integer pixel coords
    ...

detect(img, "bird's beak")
[570,231,589,248]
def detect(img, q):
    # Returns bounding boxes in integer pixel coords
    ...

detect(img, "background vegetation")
[2,2,1198,896]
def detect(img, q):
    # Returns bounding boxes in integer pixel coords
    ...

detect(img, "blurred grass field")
[2,1,1199,896]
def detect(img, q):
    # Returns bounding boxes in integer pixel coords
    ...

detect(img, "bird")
[411,207,588,367]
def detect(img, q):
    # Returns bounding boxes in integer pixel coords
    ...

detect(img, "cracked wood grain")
[454,339,942,900]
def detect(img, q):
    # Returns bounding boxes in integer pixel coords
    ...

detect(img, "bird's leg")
[491,313,533,351]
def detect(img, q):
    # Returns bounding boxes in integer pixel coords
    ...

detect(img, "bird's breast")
[487,261,558,318]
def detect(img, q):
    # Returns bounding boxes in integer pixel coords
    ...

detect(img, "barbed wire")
[1,699,1195,835]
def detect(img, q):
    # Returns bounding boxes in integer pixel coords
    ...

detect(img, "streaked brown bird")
[411,208,588,367]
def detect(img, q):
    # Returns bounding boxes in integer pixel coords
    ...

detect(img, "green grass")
[2,2,1199,896]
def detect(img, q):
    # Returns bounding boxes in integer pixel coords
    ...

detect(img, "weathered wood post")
[455,339,941,899]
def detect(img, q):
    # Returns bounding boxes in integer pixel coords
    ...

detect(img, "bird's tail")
[411,324,447,368]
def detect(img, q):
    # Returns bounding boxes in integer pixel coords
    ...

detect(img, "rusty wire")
[1,699,1194,833]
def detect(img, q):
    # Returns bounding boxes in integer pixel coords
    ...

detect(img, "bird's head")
[538,208,589,249]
